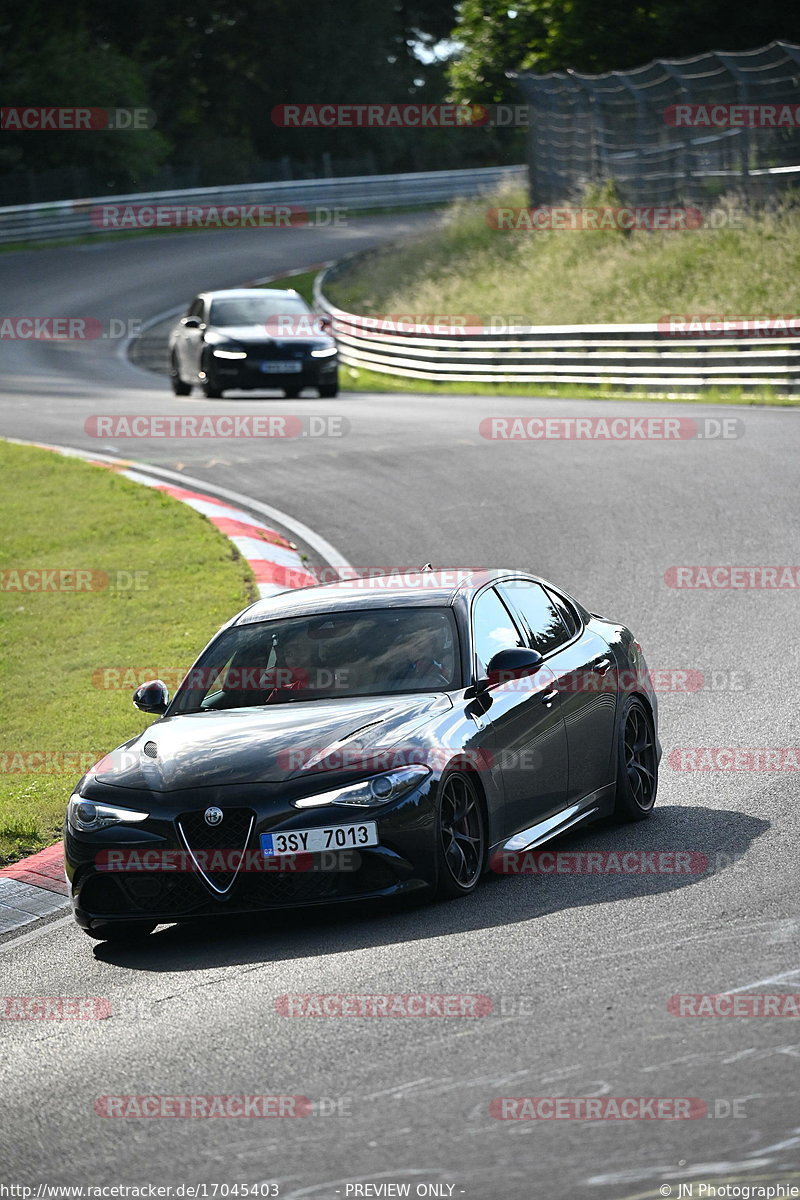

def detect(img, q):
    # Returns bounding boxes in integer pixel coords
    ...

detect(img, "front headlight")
[293,765,430,809]
[212,348,247,359]
[67,793,149,833]
[310,345,338,358]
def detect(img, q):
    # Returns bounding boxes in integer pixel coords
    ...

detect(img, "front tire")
[170,353,191,396]
[201,352,223,398]
[613,696,658,821]
[435,772,486,898]
[319,381,339,398]
[83,920,157,942]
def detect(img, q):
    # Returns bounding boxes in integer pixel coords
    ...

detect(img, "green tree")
[0,16,168,183]
[448,0,800,100]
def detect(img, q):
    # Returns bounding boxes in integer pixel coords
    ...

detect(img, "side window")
[471,587,524,674]
[499,580,570,656]
[545,586,579,638]
[188,298,204,319]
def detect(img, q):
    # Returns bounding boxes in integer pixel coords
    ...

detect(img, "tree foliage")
[1,0,469,187]
[6,0,793,192]
[448,0,800,101]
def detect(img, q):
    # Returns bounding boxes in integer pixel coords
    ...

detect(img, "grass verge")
[314,183,800,404]
[258,270,317,304]
[0,441,255,867]
[332,365,795,406]
[324,184,800,322]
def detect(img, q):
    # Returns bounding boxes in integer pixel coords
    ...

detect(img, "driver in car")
[392,616,451,689]
[264,629,310,700]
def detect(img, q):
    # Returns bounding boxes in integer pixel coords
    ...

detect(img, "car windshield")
[170,607,461,713]
[208,295,309,326]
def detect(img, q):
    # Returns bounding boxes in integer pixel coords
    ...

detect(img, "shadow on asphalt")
[92,804,769,971]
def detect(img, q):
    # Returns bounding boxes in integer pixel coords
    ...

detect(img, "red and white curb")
[0,441,346,937]
[102,466,318,597]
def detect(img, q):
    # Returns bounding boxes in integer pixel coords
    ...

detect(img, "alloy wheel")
[623,702,657,811]
[438,772,484,890]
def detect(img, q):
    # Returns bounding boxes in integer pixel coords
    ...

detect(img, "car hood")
[92,694,451,792]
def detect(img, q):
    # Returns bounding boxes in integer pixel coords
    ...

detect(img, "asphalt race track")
[1,215,798,1199]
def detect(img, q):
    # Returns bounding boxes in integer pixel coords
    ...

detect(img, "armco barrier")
[0,166,525,246]
[313,270,800,397]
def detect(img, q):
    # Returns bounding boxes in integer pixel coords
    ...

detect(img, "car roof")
[198,288,301,301]
[233,569,543,625]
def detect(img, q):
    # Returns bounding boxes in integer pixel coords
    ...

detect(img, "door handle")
[541,688,559,707]
[592,658,613,675]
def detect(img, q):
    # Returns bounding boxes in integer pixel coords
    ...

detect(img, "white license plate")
[260,360,302,373]
[261,822,378,856]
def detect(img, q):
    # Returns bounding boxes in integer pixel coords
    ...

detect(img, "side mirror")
[475,647,544,694]
[181,316,201,329]
[133,679,169,714]
[318,314,332,332]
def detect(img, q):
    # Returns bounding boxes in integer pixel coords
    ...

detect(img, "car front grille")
[78,851,399,919]
[237,853,396,907]
[241,343,311,360]
[176,807,255,894]
[80,871,209,916]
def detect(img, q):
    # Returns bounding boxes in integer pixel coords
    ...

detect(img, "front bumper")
[209,356,337,391]
[65,778,437,930]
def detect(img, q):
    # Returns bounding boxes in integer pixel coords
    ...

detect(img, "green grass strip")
[0,441,254,866]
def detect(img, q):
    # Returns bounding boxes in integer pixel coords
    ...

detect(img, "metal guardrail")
[0,166,526,246]
[314,270,800,396]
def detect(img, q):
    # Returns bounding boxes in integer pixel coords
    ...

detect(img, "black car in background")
[65,570,661,941]
[168,287,339,398]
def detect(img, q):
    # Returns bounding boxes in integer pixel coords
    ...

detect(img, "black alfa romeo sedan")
[65,570,661,940]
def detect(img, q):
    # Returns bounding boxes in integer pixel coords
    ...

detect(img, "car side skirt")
[496,784,615,855]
